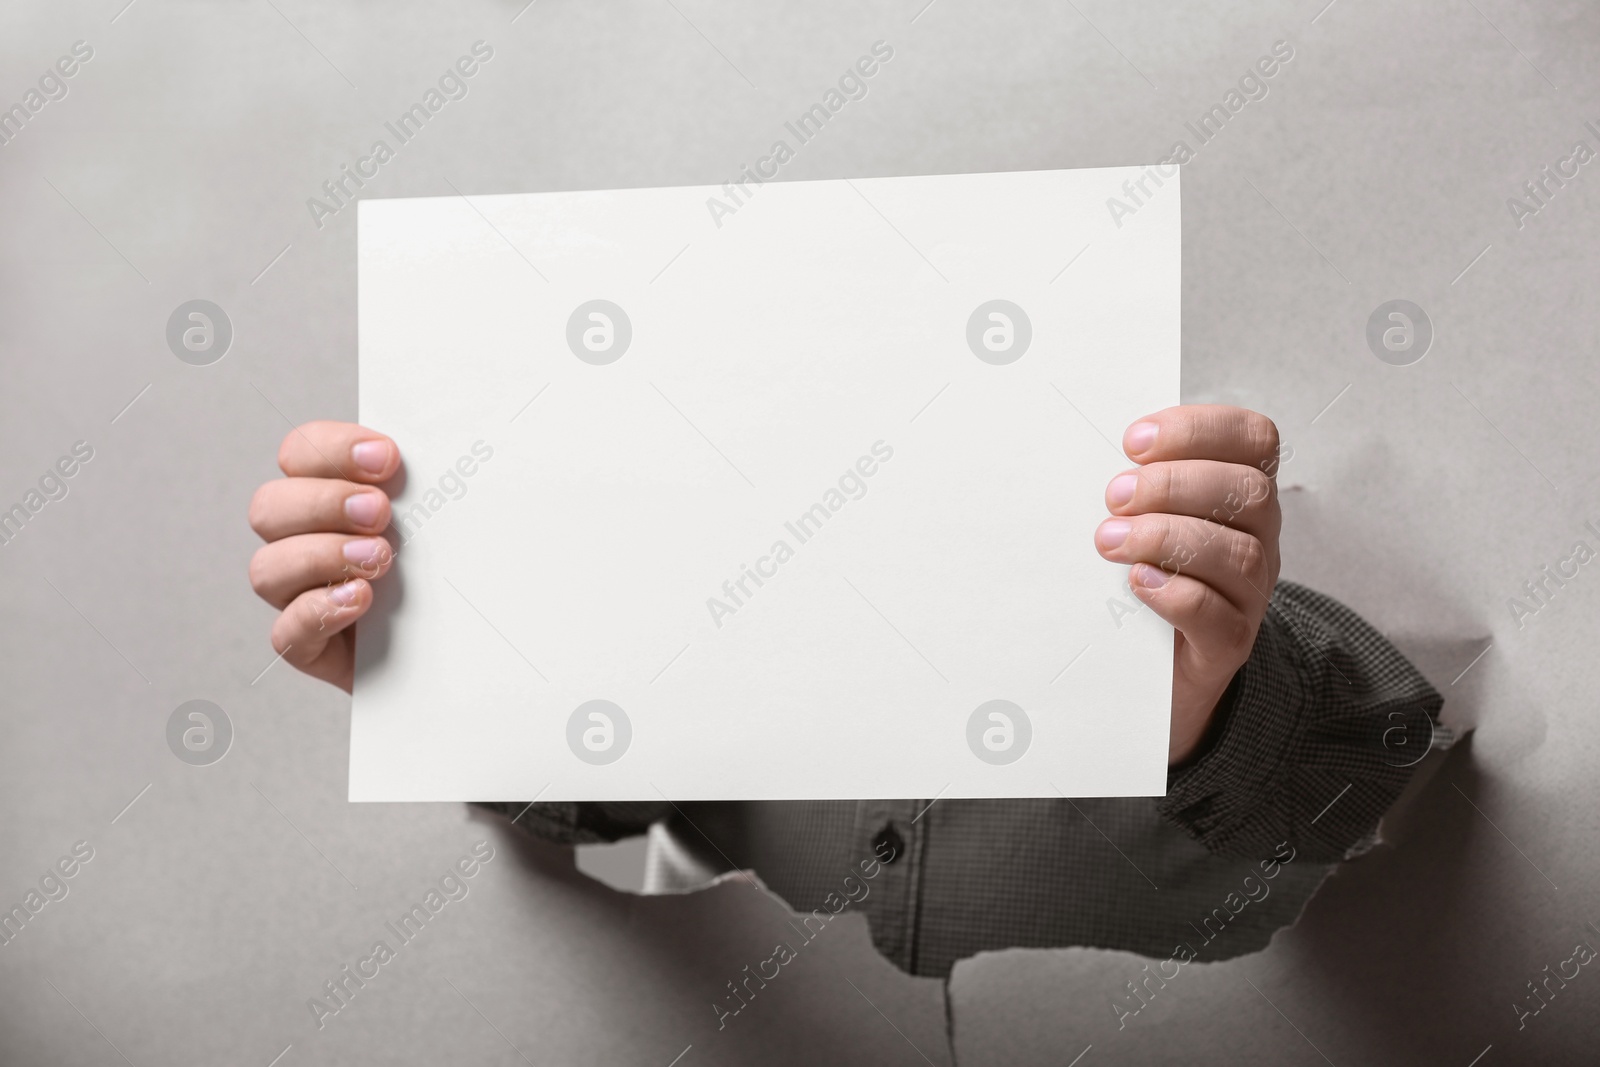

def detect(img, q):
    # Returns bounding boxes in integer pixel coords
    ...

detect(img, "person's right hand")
[248,421,401,693]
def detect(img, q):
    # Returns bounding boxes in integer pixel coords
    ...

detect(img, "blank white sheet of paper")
[352,166,1179,802]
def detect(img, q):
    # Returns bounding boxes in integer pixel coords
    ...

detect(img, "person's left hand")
[1095,405,1284,766]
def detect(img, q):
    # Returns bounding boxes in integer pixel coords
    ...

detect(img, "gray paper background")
[1,1,1596,1064]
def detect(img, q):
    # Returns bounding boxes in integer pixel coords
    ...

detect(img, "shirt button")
[871,824,905,864]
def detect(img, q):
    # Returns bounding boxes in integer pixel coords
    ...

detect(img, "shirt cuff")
[1157,580,1443,862]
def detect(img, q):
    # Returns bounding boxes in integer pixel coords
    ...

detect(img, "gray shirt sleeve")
[1158,580,1443,862]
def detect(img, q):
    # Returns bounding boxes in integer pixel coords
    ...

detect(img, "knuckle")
[1143,513,1176,556]
[277,429,301,475]
[1156,516,1197,572]
[1219,604,1254,651]
[289,593,334,642]
[247,484,274,536]
[1150,463,1177,509]
[1241,468,1275,508]
[248,547,273,596]
[300,588,331,628]
[1230,533,1269,583]
[1246,412,1280,463]
[1195,583,1252,651]
[1171,411,1201,455]
[270,621,296,658]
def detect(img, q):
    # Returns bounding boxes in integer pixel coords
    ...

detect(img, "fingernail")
[352,440,391,475]
[1107,473,1138,508]
[345,491,383,527]
[1125,422,1158,456]
[328,580,361,606]
[343,538,386,567]
[1097,519,1131,550]
[1133,564,1168,589]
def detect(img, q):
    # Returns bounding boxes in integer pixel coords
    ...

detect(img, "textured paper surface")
[352,168,1178,801]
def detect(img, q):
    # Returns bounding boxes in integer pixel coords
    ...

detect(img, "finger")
[249,533,395,609]
[1126,564,1256,666]
[248,478,390,541]
[1095,513,1276,613]
[270,578,372,683]
[1105,460,1280,543]
[278,421,400,483]
[1122,406,1280,470]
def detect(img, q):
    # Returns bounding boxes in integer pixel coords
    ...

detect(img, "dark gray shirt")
[484,582,1442,977]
